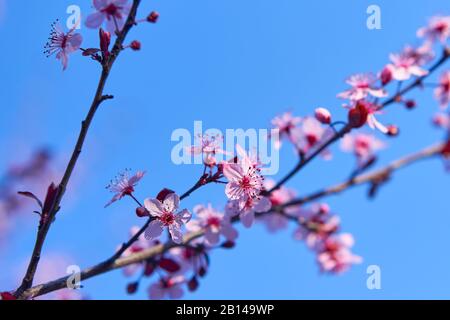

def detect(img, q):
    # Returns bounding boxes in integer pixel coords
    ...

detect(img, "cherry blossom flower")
[403,44,434,66]
[385,52,428,81]
[186,204,238,246]
[168,242,210,275]
[434,71,450,108]
[317,233,362,274]
[144,193,192,244]
[86,0,131,32]
[259,180,299,233]
[121,226,160,277]
[225,196,271,228]
[223,145,266,207]
[44,21,82,70]
[148,275,185,300]
[294,204,340,249]
[338,73,387,101]
[290,117,333,158]
[341,133,385,164]
[105,170,145,207]
[432,112,450,129]
[187,134,226,166]
[417,16,450,43]
[271,112,302,149]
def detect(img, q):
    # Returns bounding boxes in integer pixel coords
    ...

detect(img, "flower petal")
[144,198,164,217]
[144,220,164,240]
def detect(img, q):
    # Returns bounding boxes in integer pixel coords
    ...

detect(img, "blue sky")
[0,0,449,299]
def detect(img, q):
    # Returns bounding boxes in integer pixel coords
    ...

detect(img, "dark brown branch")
[15,0,142,298]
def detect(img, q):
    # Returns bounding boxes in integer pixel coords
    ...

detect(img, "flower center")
[240,176,252,190]
[102,4,120,16]
[160,212,175,226]
[207,216,221,228]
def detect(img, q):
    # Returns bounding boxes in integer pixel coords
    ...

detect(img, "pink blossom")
[271,112,302,149]
[187,134,226,166]
[225,196,272,228]
[144,193,192,244]
[417,16,450,43]
[44,21,82,70]
[432,112,450,129]
[403,44,434,66]
[148,275,185,300]
[341,133,385,163]
[186,204,238,246]
[259,180,299,233]
[338,73,387,101]
[105,170,145,207]
[434,71,450,108]
[294,204,340,249]
[290,117,333,157]
[317,233,362,274]
[168,243,209,275]
[223,145,266,209]
[386,52,428,81]
[86,0,131,32]
[121,226,160,277]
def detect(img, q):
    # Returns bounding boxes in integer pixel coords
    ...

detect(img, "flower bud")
[386,125,399,137]
[147,11,160,23]
[136,206,149,217]
[315,108,332,124]
[130,40,141,51]
[188,277,199,292]
[404,100,416,110]
[348,102,368,128]
[380,66,393,85]
[126,282,139,294]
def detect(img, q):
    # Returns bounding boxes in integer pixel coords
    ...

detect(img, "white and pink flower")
[341,133,385,164]
[385,52,428,81]
[271,112,302,149]
[148,275,185,300]
[417,16,450,43]
[338,73,387,101]
[86,0,131,32]
[44,21,82,70]
[144,193,192,244]
[225,196,272,228]
[290,117,333,158]
[317,233,362,274]
[187,204,238,245]
[105,170,145,207]
[187,134,226,166]
[434,71,450,108]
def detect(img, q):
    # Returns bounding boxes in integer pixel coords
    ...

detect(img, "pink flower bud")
[0,292,16,300]
[404,100,416,109]
[158,258,181,273]
[386,125,399,137]
[156,188,175,202]
[380,66,393,85]
[188,277,199,292]
[315,108,332,124]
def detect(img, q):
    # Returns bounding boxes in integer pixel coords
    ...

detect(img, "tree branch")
[15,0,142,297]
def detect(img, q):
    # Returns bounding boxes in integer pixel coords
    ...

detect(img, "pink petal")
[85,12,105,29]
[240,210,255,228]
[168,286,184,299]
[175,209,191,224]
[254,197,272,213]
[144,198,164,217]
[168,224,184,244]
[149,283,165,300]
[163,193,179,213]
[223,163,243,182]
[144,220,164,240]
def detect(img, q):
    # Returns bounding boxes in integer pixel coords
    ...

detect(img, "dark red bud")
[348,102,368,129]
[147,11,160,23]
[380,66,393,85]
[126,282,139,294]
[441,140,450,158]
[136,206,149,217]
[198,266,207,278]
[405,100,416,110]
[144,262,155,277]
[99,28,111,56]
[159,258,181,273]
[221,241,235,249]
[187,277,199,292]
[130,40,141,51]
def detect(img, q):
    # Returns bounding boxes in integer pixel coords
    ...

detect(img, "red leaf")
[17,191,43,209]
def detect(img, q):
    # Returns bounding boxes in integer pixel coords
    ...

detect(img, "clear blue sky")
[0,0,449,299]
